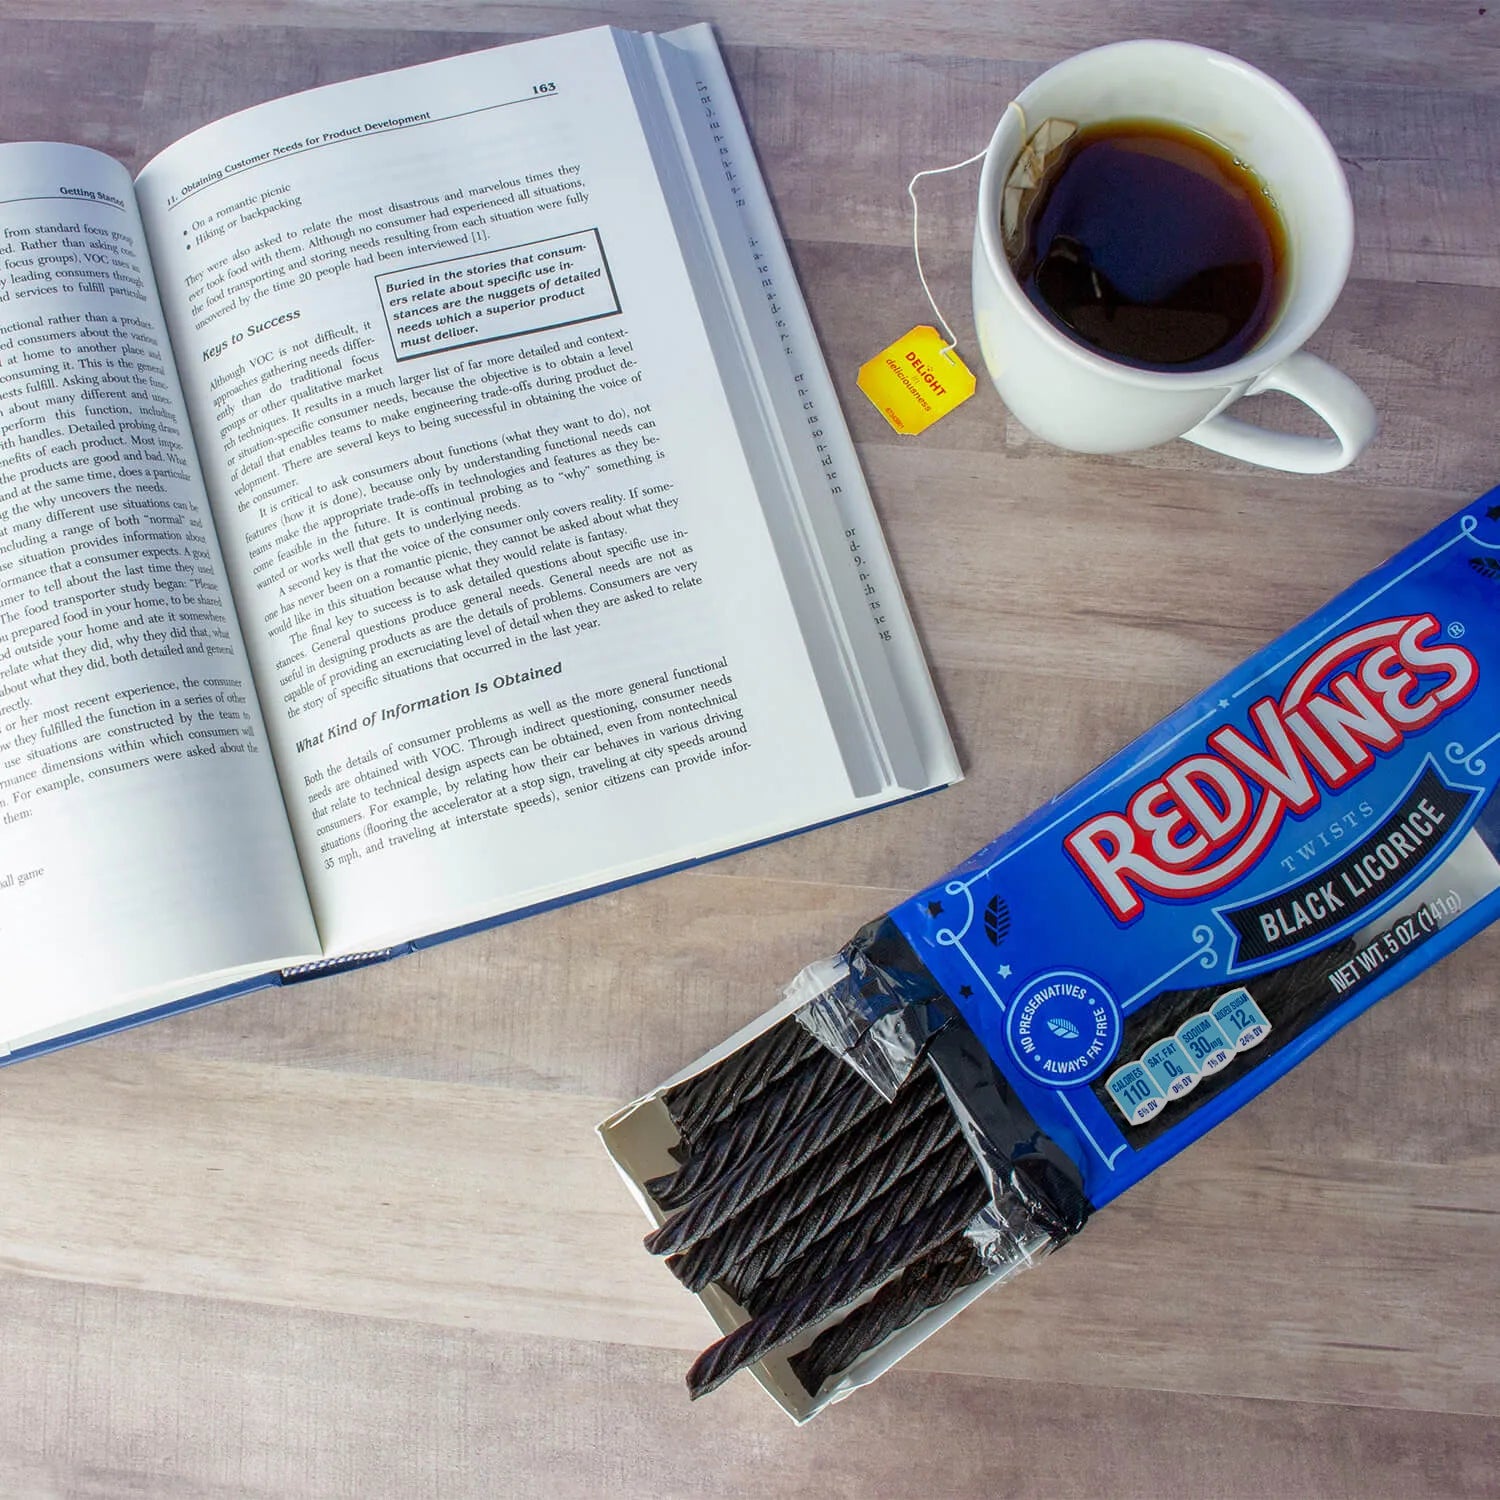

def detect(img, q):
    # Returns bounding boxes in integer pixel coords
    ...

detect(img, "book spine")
[280,947,403,982]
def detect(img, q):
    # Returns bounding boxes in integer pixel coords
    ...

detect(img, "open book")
[0,24,958,1060]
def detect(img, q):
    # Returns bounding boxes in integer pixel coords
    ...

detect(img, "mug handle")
[1183,350,1377,474]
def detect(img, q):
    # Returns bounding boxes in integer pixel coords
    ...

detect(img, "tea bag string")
[908,100,1026,359]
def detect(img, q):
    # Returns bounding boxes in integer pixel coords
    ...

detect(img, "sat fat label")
[892,500,1500,1207]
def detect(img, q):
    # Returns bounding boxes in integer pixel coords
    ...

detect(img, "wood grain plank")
[0,1273,1495,1500]
[8,22,1498,289]
[789,239,1500,499]
[0,1050,1495,1417]
[94,872,901,1104]
[730,46,1500,289]
[79,850,1500,1178]
[5,1,1500,87]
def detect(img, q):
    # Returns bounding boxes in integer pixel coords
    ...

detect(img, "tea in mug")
[1007,119,1287,371]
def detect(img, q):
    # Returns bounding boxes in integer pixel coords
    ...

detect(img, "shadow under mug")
[972,40,1377,473]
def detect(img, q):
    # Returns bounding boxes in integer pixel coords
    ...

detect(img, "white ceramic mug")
[972,40,1377,473]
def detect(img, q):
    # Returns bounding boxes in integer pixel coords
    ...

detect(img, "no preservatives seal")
[1004,969,1122,1087]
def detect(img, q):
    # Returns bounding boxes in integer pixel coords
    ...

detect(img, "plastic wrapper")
[601,493,1500,1418]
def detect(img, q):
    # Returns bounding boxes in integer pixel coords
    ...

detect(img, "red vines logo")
[1065,616,1478,922]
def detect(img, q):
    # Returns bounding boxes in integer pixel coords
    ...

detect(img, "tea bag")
[1001,116,1078,257]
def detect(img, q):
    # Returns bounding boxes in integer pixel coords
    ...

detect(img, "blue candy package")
[882,492,1500,1210]
[608,492,1500,1417]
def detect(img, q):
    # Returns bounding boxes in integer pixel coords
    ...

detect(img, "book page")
[0,143,319,1049]
[135,29,866,952]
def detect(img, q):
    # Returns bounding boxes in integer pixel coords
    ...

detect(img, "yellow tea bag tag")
[857,325,975,435]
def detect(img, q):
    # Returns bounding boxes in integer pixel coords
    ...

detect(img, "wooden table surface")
[2,2,1498,1496]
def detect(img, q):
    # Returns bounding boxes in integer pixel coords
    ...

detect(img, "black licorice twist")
[736,1132,977,1313]
[790,1234,987,1396]
[646,1043,853,1211]
[668,1086,956,1294]
[685,1172,990,1399]
[666,1026,828,1164]
[705,1095,961,1302]
[643,1068,890,1258]
[661,1020,821,1147]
